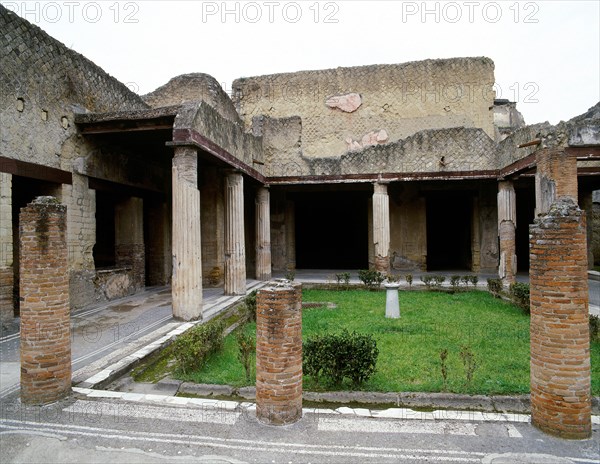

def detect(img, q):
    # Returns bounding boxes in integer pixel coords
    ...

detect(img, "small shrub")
[459,345,478,387]
[461,275,471,287]
[450,275,461,291]
[358,269,385,290]
[173,320,225,375]
[440,348,449,391]
[590,315,600,342]
[335,272,351,290]
[510,282,530,314]
[236,328,256,382]
[469,275,479,287]
[433,275,446,287]
[303,330,379,387]
[405,274,413,288]
[487,278,503,297]
[421,275,434,289]
[285,270,296,281]
[386,273,400,283]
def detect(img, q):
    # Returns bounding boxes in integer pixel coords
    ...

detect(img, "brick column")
[529,197,591,439]
[172,147,202,320]
[535,148,578,216]
[256,280,303,425]
[255,186,272,281]
[224,171,246,295]
[373,182,390,273]
[115,196,145,291]
[497,181,517,285]
[19,196,71,405]
[0,172,13,320]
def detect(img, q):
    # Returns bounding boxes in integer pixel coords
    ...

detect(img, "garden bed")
[131,289,600,396]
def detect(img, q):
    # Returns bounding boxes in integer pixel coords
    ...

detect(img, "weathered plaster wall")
[144,73,241,123]
[174,102,265,177]
[200,166,225,287]
[0,6,147,170]
[234,58,495,160]
[261,125,497,179]
[475,183,500,272]
[389,184,426,271]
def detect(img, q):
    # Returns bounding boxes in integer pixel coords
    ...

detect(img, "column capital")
[373,182,389,195]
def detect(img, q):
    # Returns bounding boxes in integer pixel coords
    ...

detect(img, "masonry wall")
[0,173,13,319]
[235,58,494,159]
[0,6,170,311]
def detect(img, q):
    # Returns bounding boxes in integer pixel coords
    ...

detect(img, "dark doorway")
[295,191,369,269]
[93,190,117,268]
[515,187,535,271]
[426,191,473,270]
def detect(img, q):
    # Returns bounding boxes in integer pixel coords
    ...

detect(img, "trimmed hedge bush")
[303,330,379,387]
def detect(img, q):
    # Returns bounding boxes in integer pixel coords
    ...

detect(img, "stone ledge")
[588,270,600,282]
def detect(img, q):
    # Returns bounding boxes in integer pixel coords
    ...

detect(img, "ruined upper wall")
[0,5,148,169]
[143,73,241,124]
[233,57,495,158]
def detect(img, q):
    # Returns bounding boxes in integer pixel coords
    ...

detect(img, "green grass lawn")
[174,289,600,395]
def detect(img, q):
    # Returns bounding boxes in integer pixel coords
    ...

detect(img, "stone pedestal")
[255,186,272,281]
[256,280,303,425]
[529,198,591,439]
[20,197,71,405]
[225,171,246,295]
[497,181,517,285]
[172,147,202,321]
[373,182,390,273]
[385,283,400,318]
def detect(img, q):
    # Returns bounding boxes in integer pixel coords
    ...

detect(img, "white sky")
[3,0,599,125]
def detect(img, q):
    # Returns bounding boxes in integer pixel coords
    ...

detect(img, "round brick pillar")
[529,198,591,439]
[20,197,71,405]
[256,280,302,425]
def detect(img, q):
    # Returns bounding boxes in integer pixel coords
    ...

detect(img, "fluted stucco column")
[498,181,517,285]
[172,147,202,320]
[256,186,272,281]
[373,182,390,273]
[225,171,246,295]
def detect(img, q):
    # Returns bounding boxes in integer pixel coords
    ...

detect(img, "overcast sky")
[4,0,599,125]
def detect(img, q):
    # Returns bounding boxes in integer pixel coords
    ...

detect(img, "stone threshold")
[71,385,600,426]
